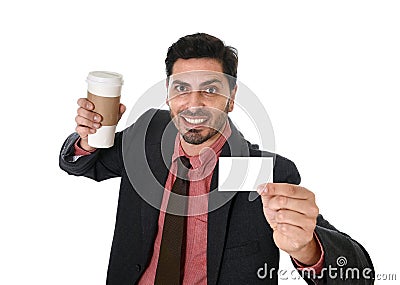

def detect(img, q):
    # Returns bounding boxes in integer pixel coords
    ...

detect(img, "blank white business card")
[218,157,273,191]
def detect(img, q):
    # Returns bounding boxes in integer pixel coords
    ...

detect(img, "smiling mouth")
[184,117,206,124]
[181,115,209,126]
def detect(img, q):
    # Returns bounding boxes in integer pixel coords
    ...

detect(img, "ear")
[165,78,170,106]
[227,85,237,112]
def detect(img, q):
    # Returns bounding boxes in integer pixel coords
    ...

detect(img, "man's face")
[167,58,236,145]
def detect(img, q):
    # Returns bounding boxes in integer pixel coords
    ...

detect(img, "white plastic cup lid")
[87,71,124,86]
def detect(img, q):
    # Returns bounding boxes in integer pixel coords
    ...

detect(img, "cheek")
[210,99,229,113]
[168,101,182,115]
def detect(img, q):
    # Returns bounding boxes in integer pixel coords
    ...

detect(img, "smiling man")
[59,33,374,284]
[167,67,235,155]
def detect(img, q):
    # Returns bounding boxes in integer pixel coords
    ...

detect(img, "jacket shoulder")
[124,109,170,130]
[273,154,301,184]
[123,108,171,138]
[249,147,301,185]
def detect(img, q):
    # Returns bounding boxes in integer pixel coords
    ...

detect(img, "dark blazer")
[59,109,374,284]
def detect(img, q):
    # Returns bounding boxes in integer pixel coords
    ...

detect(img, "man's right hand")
[75,98,126,152]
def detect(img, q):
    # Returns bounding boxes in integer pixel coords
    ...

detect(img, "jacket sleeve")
[59,131,124,181]
[274,155,374,284]
[311,216,375,284]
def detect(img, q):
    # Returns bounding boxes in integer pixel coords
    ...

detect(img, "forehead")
[169,70,227,86]
[172,58,223,74]
[170,58,229,87]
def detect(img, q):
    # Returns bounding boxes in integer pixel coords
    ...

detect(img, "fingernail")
[93,123,100,128]
[266,183,272,193]
[257,185,265,195]
[86,103,92,109]
[94,115,99,122]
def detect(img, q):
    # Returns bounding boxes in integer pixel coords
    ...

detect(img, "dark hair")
[165,33,238,89]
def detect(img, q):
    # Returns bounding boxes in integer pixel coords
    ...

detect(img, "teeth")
[183,117,206,124]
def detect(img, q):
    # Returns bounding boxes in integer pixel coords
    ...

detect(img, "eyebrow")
[171,79,223,87]
[171,80,191,86]
[199,79,223,87]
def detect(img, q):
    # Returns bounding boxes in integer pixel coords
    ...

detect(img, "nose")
[186,90,205,108]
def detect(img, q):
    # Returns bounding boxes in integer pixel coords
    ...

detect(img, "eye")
[175,85,189,93]
[204,86,218,94]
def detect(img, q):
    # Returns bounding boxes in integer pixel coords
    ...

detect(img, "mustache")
[179,108,212,117]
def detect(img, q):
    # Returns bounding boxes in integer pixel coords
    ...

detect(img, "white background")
[1,1,399,284]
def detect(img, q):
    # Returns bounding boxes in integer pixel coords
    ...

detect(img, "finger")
[263,207,278,228]
[275,223,313,251]
[119,103,126,115]
[265,183,314,200]
[275,209,317,232]
[257,183,268,195]
[267,195,318,217]
[77,107,102,122]
[76,125,96,139]
[77,98,94,110]
[118,103,126,121]
[75,115,101,129]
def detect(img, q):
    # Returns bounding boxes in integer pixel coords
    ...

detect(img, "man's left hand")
[257,183,321,265]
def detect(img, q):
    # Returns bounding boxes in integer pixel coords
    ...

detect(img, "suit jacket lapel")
[138,110,177,262]
[140,145,168,257]
[207,166,233,285]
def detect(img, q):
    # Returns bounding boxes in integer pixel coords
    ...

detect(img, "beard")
[170,101,230,145]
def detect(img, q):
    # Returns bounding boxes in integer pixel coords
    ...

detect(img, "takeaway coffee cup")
[86,71,123,148]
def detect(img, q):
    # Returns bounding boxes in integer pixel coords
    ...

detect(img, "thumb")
[263,206,277,231]
[257,184,277,230]
[118,103,126,120]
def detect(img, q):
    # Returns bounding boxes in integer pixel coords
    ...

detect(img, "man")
[59,33,374,284]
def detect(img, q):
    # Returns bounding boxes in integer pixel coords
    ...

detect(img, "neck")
[180,123,226,157]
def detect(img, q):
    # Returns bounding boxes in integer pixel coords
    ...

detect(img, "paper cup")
[86,71,123,148]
